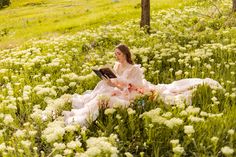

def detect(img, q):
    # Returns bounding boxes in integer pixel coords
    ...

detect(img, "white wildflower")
[125,152,133,157]
[65,125,78,132]
[105,108,116,115]
[230,93,236,98]
[56,78,64,84]
[162,112,172,118]
[0,143,6,151]
[221,146,234,156]
[210,71,215,75]
[42,120,65,143]
[29,130,37,136]
[0,130,5,137]
[80,136,118,156]
[164,118,183,129]
[180,110,188,116]
[170,139,179,147]
[184,125,195,135]
[211,136,219,144]
[173,144,184,155]
[189,116,205,122]
[228,129,235,135]
[64,149,73,155]
[53,142,66,150]
[6,146,15,152]
[14,129,25,138]
[185,106,200,114]
[127,108,136,115]
[175,70,183,76]
[69,82,77,87]
[67,140,82,149]
[21,140,31,147]
[200,111,208,117]
[3,114,14,124]
[169,68,174,72]
[211,96,218,102]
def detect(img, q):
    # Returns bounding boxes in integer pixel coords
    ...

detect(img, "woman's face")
[115,48,126,63]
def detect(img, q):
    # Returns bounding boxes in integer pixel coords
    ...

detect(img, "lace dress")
[63,62,222,126]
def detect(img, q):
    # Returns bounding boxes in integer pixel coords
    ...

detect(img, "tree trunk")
[233,0,236,12]
[140,0,150,33]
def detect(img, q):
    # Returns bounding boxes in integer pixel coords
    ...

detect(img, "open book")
[92,67,117,79]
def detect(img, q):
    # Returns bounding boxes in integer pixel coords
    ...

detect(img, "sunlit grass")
[0,0,186,49]
[0,0,235,156]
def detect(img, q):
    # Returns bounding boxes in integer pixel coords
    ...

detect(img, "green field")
[0,0,235,156]
[0,0,186,50]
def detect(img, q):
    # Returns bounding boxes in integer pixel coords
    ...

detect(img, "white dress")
[63,62,222,126]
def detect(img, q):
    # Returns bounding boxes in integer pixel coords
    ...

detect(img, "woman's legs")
[64,95,100,126]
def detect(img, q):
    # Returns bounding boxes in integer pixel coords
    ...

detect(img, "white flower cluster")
[127,108,136,115]
[62,73,80,81]
[67,140,82,149]
[47,58,64,67]
[41,94,72,121]
[0,0,235,156]
[185,106,200,115]
[141,108,167,125]
[33,85,57,97]
[184,125,195,135]
[170,139,184,155]
[164,118,183,129]
[42,119,65,143]
[105,108,116,115]
[173,145,184,155]
[30,105,44,121]
[22,85,32,101]
[79,134,119,157]
[142,108,184,129]
[3,114,14,125]
[221,146,234,156]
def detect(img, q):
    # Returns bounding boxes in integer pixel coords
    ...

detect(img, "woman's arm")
[103,61,128,90]
[103,77,127,90]
[113,64,145,91]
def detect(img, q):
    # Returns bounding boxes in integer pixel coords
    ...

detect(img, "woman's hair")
[116,44,134,64]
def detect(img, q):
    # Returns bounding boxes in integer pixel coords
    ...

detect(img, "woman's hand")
[102,77,124,90]
[102,76,116,87]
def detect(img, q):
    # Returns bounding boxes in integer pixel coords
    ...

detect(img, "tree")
[0,0,11,9]
[140,0,150,33]
[233,0,236,12]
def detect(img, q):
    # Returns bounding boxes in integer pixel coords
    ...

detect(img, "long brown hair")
[116,44,134,64]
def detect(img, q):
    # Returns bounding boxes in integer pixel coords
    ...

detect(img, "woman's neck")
[119,60,129,67]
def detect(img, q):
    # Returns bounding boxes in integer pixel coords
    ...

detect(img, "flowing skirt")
[153,78,223,105]
[63,78,223,126]
[63,80,130,126]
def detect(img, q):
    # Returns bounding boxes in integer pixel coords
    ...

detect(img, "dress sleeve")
[126,64,144,88]
[113,62,119,75]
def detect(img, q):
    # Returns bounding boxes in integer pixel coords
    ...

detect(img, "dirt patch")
[23,2,45,7]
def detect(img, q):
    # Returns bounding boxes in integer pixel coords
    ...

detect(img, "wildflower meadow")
[0,0,235,156]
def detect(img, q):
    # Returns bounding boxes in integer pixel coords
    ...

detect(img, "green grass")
[0,0,235,156]
[0,0,186,50]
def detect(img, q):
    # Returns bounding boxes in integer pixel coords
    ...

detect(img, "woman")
[63,44,222,126]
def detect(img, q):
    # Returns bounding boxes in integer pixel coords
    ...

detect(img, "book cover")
[92,69,103,79]
[92,67,117,79]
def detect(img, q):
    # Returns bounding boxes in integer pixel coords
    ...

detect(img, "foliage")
[0,0,235,156]
[0,0,187,49]
[0,0,10,9]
